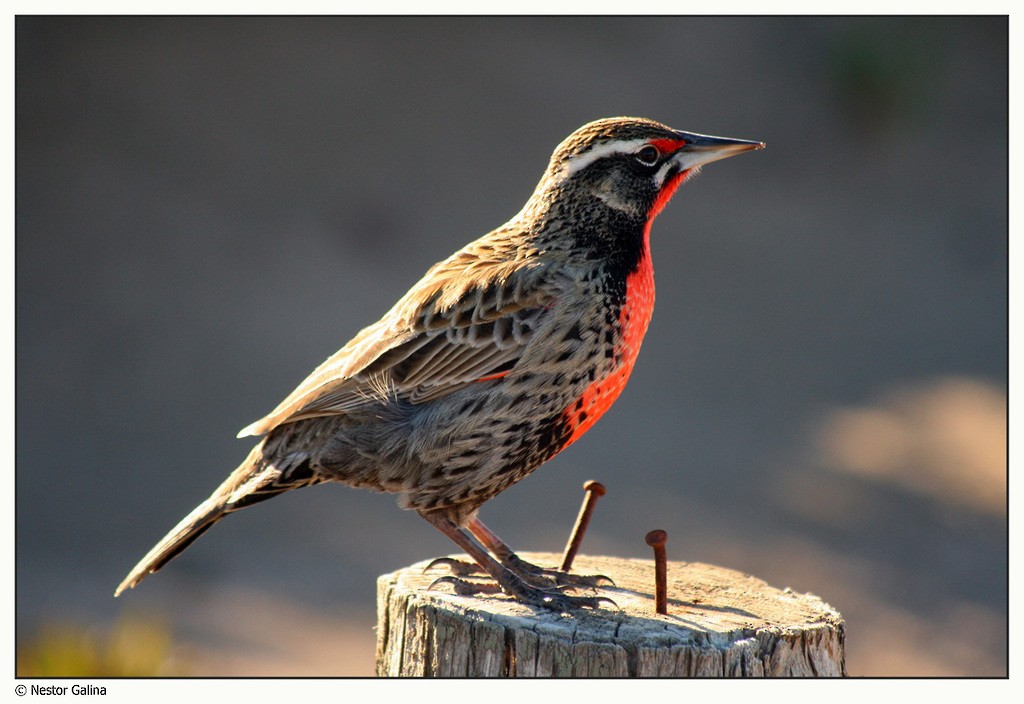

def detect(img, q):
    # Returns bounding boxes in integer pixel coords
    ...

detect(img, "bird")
[115,117,763,610]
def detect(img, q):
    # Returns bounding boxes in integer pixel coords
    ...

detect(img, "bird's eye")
[634,145,660,166]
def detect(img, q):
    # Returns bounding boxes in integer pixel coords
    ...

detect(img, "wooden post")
[376,552,846,677]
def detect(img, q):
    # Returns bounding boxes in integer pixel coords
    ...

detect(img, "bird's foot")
[424,554,613,589]
[504,553,615,589]
[427,575,503,596]
[428,573,615,612]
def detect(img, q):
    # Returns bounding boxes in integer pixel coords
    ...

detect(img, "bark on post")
[376,552,846,677]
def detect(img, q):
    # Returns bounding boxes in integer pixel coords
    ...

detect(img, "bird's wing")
[237,249,559,437]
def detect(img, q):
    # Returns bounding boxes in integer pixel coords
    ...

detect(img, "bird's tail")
[114,442,319,597]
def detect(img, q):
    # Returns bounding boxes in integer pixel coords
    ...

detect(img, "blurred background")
[16,16,1006,676]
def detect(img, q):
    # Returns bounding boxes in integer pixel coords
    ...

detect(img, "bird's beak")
[671,131,765,171]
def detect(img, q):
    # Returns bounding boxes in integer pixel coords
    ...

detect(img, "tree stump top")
[376,552,846,677]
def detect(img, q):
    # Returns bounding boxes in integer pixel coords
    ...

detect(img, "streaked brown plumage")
[116,117,763,609]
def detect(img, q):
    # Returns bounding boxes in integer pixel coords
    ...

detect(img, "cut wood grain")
[376,552,845,677]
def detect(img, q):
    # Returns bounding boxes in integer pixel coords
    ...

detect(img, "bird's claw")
[423,557,484,576]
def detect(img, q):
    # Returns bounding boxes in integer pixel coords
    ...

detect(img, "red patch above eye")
[648,138,687,155]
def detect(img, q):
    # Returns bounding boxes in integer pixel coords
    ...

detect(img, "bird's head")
[527,117,764,223]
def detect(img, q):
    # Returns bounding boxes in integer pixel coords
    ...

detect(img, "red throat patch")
[651,169,689,220]
[559,248,655,453]
[556,161,690,455]
[558,221,661,454]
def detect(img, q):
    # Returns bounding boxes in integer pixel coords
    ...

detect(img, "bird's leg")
[424,515,613,587]
[421,510,488,577]
[467,517,613,588]
[419,511,610,611]
[421,516,506,577]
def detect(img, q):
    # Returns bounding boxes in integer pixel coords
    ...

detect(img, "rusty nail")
[559,480,606,572]
[645,529,668,615]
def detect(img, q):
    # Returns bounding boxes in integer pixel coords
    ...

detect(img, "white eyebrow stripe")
[560,138,651,176]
